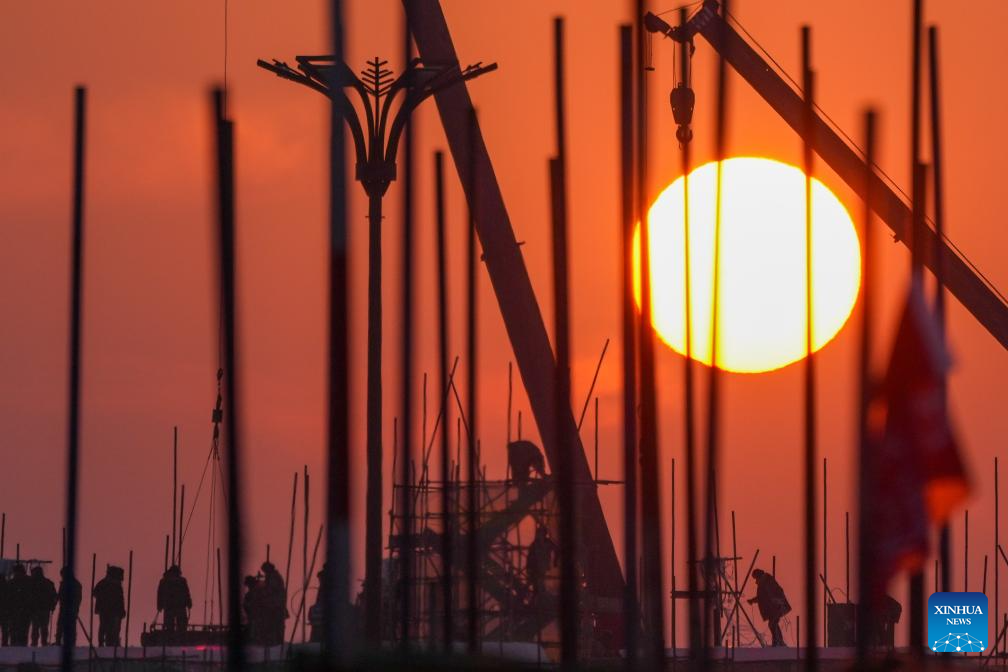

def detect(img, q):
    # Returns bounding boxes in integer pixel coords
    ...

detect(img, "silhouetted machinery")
[644,0,1008,350]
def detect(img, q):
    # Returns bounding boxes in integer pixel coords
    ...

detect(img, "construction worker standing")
[55,567,82,647]
[28,566,57,646]
[93,565,125,647]
[7,564,31,646]
[157,565,192,637]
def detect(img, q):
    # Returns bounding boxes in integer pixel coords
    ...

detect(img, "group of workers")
[0,564,82,647]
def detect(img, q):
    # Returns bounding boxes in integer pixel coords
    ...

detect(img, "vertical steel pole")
[678,6,700,663]
[635,0,666,662]
[464,107,480,655]
[61,86,86,672]
[551,17,577,665]
[213,88,245,672]
[303,466,309,643]
[855,109,877,664]
[434,150,453,651]
[703,0,730,662]
[800,25,818,669]
[399,10,416,648]
[928,24,951,595]
[126,550,133,649]
[618,24,639,668]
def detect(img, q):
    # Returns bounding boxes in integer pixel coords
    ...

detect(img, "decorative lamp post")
[257,52,495,642]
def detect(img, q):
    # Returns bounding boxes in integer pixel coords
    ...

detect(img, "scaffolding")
[387,469,621,658]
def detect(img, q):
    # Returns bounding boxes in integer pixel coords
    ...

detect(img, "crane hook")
[670,82,695,145]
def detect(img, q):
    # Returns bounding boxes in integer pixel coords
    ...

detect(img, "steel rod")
[61,86,86,672]
[399,10,416,647]
[213,87,245,672]
[801,25,818,669]
[618,24,639,668]
[855,109,877,664]
[678,6,701,663]
[551,17,577,664]
[434,149,453,651]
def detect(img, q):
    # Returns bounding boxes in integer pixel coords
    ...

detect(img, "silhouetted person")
[526,525,558,602]
[309,565,327,643]
[7,564,31,646]
[28,566,57,646]
[748,568,791,647]
[55,567,82,647]
[243,575,264,645]
[875,594,902,648]
[93,565,125,647]
[507,440,547,484]
[157,565,191,636]
[259,562,287,646]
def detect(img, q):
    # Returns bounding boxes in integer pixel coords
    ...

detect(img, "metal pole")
[323,2,352,652]
[618,24,639,668]
[89,553,96,655]
[173,428,178,566]
[178,484,186,567]
[678,6,700,663]
[303,466,309,643]
[551,19,576,664]
[464,106,480,655]
[399,11,416,647]
[672,459,677,655]
[434,149,453,651]
[216,547,223,629]
[823,458,827,644]
[996,457,1000,658]
[1,513,5,558]
[800,25,818,669]
[702,0,730,661]
[636,0,667,661]
[855,109,877,664]
[213,87,246,672]
[929,24,951,595]
[126,550,133,649]
[283,471,298,641]
[61,86,87,672]
[845,512,850,601]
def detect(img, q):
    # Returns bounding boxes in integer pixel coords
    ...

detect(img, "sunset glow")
[634,157,861,373]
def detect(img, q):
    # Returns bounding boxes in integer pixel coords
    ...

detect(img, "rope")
[726,11,1008,310]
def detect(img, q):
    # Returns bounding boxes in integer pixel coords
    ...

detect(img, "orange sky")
[2,0,1007,647]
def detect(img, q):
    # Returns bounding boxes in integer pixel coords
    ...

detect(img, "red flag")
[863,284,969,599]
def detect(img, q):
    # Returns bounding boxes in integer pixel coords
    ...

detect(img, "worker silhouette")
[259,562,288,646]
[157,565,192,636]
[93,565,125,647]
[55,567,82,647]
[7,564,31,646]
[507,440,547,485]
[243,575,265,645]
[526,525,558,603]
[748,568,791,647]
[28,566,57,646]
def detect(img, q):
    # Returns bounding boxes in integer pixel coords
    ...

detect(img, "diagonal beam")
[402,0,626,614]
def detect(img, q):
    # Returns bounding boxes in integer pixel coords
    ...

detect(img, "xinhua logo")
[928,592,988,653]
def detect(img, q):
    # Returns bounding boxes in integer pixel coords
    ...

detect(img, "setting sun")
[634,157,861,373]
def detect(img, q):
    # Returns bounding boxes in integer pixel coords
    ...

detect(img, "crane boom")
[402,0,626,631]
[649,1,1008,350]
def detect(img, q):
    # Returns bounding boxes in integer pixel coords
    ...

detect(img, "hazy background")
[1,0,1006,647]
